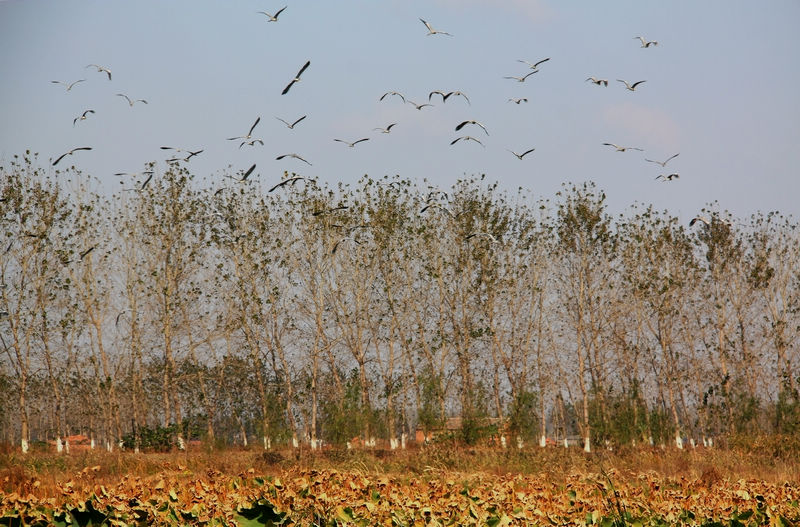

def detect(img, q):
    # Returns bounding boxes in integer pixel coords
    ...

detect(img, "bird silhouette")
[281,60,310,95]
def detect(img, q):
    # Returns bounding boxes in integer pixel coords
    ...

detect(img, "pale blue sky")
[1,0,799,221]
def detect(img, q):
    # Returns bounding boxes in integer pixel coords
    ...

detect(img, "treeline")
[1,152,798,453]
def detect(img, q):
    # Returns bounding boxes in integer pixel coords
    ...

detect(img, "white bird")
[517,57,550,70]
[227,117,261,141]
[332,236,362,255]
[455,120,489,136]
[334,138,370,147]
[257,6,286,21]
[276,153,312,165]
[429,90,470,105]
[603,143,643,152]
[420,18,452,36]
[503,71,537,82]
[380,91,406,103]
[689,216,710,227]
[656,173,679,181]
[407,100,433,110]
[586,77,608,86]
[617,79,646,91]
[276,115,307,129]
[116,93,148,106]
[86,64,112,80]
[226,163,257,182]
[420,202,453,216]
[72,109,95,126]
[508,148,535,159]
[450,136,484,147]
[268,175,309,193]
[645,153,680,167]
[52,147,92,166]
[466,231,498,243]
[508,98,528,104]
[160,146,204,161]
[373,123,397,134]
[51,79,85,91]
[634,36,658,48]
[281,60,310,95]
[239,139,264,149]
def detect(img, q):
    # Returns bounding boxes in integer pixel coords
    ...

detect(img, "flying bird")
[116,93,148,106]
[276,115,307,129]
[332,236,362,255]
[634,36,658,48]
[275,153,312,165]
[227,163,257,182]
[79,246,95,260]
[419,18,452,36]
[645,153,680,167]
[406,100,433,110]
[455,120,489,135]
[656,173,680,181]
[617,79,646,91]
[51,79,85,91]
[227,117,261,141]
[373,123,397,133]
[466,231,498,243]
[508,148,535,159]
[380,91,406,103]
[139,173,154,190]
[257,6,286,21]
[586,77,608,86]
[503,71,537,82]
[450,136,484,147]
[334,138,370,147]
[429,90,470,105]
[517,57,550,70]
[86,64,112,80]
[603,143,643,152]
[268,176,309,193]
[73,109,95,126]
[420,202,453,216]
[239,139,264,149]
[689,216,710,228]
[160,147,204,162]
[281,60,310,95]
[52,147,92,166]
[508,98,528,104]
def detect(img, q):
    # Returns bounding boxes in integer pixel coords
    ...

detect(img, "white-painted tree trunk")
[583,436,591,453]
[21,438,29,454]
[675,433,683,450]
[401,432,407,449]
[65,439,70,454]
[516,436,524,450]
[177,435,186,451]
[500,436,507,449]
[292,435,299,448]
[539,434,547,448]
[56,437,63,453]
[263,436,271,450]
[563,437,568,448]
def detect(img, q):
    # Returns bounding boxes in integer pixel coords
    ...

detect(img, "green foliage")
[506,390,539,440]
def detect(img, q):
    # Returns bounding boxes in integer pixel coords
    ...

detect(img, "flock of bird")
[47,7,694,234]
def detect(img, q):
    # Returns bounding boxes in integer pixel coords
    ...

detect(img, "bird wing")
[603,143,619,149]
[273,6,287,18]
[353,138,369,145]
[630,80,646,89]
[616,80,630,88]
[116,93,132,104]
[52,152,69,166]
[334,139,349,145]
[523,71,537,80]
[386,123,396,131]
[420,18,433,31]
[665,153,680,164]
[240,164,256,181]
[644,158,661,165]
[74,147,92,152]
[295,60,311,79]
[281,79,296,95]
[141,174,153,189]
[450,137,462,145]
[520,148,535,158]
[291,115,307,127]
[248,117,261,136]
[533,57,550,68]
[455,121,468,131]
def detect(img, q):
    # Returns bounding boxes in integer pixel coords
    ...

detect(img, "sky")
[1,0,799,223]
